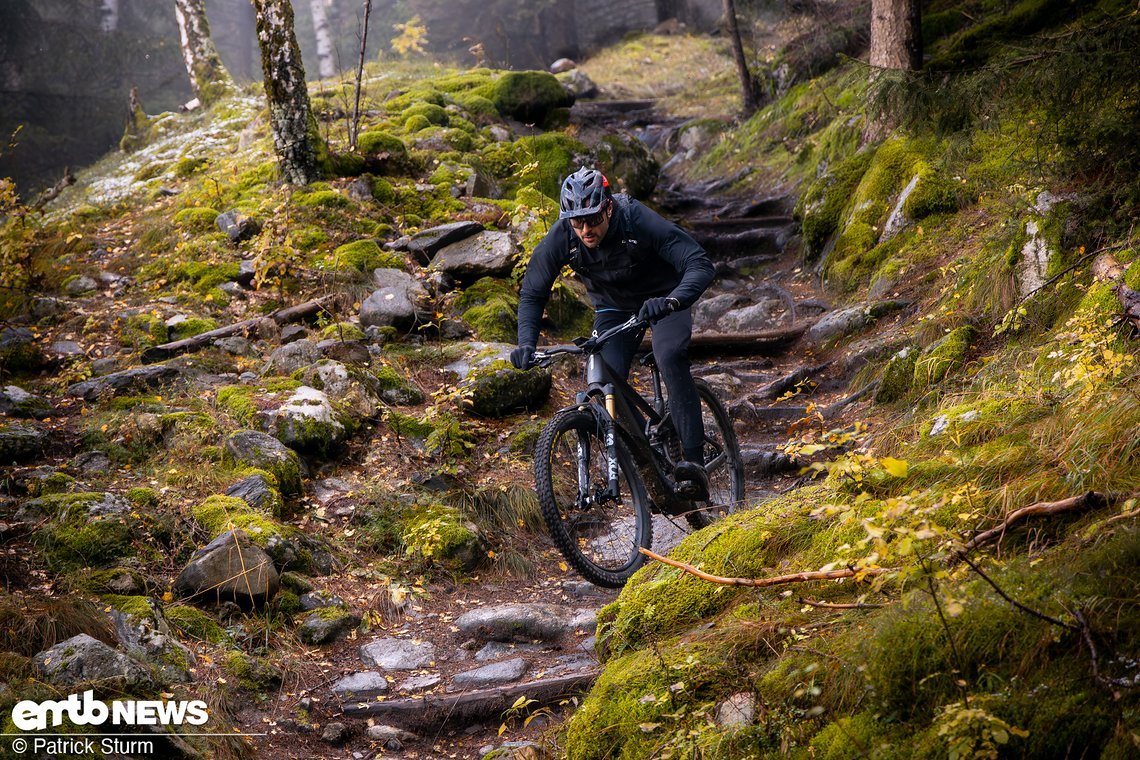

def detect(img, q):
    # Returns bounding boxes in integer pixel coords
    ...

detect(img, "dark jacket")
[517,194,714,347]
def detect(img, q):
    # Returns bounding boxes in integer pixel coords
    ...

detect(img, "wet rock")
[0,385,53,419]
[265,339,321,376]
[173,529,280,608]
[450,657,528,690]
[359,637,436,670]
[298,608,361,645]
[224,430,304,495]
[0,423,49,463]
[332,671,389,701]
[216,210,261,243]
[66,364,180,401]
[455,603,596,643]
[429,231,517,285]
[360,269,430,330]
[34,633,153,689]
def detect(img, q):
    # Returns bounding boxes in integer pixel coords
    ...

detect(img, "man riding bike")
[511,167,716,499]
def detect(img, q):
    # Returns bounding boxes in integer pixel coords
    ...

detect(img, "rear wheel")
[534,407,652,588]
[684,380,745,530]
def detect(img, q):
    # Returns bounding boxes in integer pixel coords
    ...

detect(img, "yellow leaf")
[879,457,908,477]
[510,695,529,709]
[558,562,569,572]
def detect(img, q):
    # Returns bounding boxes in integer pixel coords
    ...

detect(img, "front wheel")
[685,379,745,530]
[534,407,652,588]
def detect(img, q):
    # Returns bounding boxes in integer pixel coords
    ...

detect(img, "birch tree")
[253,0,323,185]
[309,0,337,79]
[173,0,233,106]
[868,0,922,71]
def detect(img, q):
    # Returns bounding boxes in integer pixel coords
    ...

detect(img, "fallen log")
[340,670,599,728]
[140,293,344,363]
[639,321,810,356]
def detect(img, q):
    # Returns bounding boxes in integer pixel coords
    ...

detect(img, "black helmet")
[559,167,611,219]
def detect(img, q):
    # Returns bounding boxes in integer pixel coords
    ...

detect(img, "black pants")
[593,307,705,463]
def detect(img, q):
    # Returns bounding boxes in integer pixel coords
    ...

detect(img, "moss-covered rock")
[479,71,574,125]
[223,430,304,496]
[172,206,219,231]
[119,312,169,348]
[222,650,282,692]
[164,604,229,644]
[320,239,406,272]
[875,346,919,403]
[460,361,552,418]
[402,102,449,127]
[400,503,486,572]
[168,317,218,342]
[914,325,976,387]
[31,492,153,570]
[294,189,350,208]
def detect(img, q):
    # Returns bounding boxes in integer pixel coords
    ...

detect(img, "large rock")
[460,364,552,418]
[66,364,180,401]
[332,671,389,701]
[359,638,436,670]
[216,209,261,243]
[34,633,153,689]
[715,299,783,333]
[265,339,321,376]
[224,473,282,513]
[360,269,430,330]
[110,598,196,683]
[450,657,528,690]
[298,608,362,646]
[0,423,49,463]
[224,430,304,495]
[173,529,280,608]
[692,293,748,331]
[295,360,383,419]
[398,221,483,265]
[454,603,597,643]
[429,231,517,285]
[808,300,910,343]
[269,386,348,453]
[0,327,44,372]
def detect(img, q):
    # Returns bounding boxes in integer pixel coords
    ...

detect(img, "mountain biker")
[511,166,716,499]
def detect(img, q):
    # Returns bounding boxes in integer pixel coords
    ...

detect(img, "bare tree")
[350,0,372,150]
[869,0,922,71]
[310,0,337,78]
[173,0,232,106]
[723,0,759,115]
[252,0,323,185]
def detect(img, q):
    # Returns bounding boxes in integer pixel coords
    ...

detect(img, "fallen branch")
[639,547,891,587]
[798,598,885,610]
[141,293,344,363]
[960,491,1135,553]
[31,166,76,210]
[639,322,811,356]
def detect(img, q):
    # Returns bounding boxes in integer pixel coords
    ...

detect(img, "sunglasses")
[568,205,609,230]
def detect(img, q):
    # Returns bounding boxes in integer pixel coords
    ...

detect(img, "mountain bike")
[529,314,745,587]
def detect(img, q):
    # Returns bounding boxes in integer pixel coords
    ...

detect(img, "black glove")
[638,297,679,324]
[510,345,535,369]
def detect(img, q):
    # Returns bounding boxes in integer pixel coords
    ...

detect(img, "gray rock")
[0,385,53,419]
[269,386,348,453]
[34,633,152,689]
[65,275,99,295]
[31,297,69,319]
[110,598,195,683]
[557,69,598,98]
[66,364,180,401]
[809,301,909,343]
[549,57,577,73]
[455,603,596,643]
[298,608,361,645]
[489,125,512,142]
[173,529,280,608]
[398,221,483,265]
[715,692,756,728]
[215,336,254,355]
[450,657,528,689]
[47,340,86,358]
[280,325,307,344]
[475,641,546,662]
[216,210,261,243]
[461,365,552,418]
[546,653,597,676]
[320,722,348,745]
[560,580,612,599]
[360,269,430,330]
[316,338,370,366]
[345,177,374,202]
[396,673,441,693]
[14,491,129,524]
[692,293,748,330]
[265,339,321,376]
[224,430,304,495]
[224,473,279,511]
[716,299,782,333]
[429,231,517,284]
[359,637,436,670]
[300,590,346,611]
[367,725,420,751]
[332,671,389,701]
[295,360,381,419]
[71,450,113,474]
[0,423,49,463]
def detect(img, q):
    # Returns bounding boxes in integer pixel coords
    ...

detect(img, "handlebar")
[531,314,646,368]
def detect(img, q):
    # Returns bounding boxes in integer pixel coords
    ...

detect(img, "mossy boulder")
[294,189,351,208]
[875,346,919,403]
[402,102,449,127]
[104,595,195,683]
[294,359,384,419]
[269,386,350,455]
[400,503,487,572]
[168,317,218,342]
[796,150,874,258]
[28,492,154,570]
[222,650,282,692]
[594,133,660,200]
[546,281,594,338]
[224,430,304,495]
[914,325,976,387]
[119,313,169,348]
[357,130,408,157]
[174,528,280,608]
[297,606,362,645]
[0,422,49,463]
[459,361,552,418]
[0,327,46,373]
[172,206,219,231]
[480,71,574,125]
[165,604,229,644]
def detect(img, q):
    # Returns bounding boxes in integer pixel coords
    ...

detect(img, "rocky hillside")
[1,1,1139,759]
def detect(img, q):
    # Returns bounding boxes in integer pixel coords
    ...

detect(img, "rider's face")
[569,201,611,248]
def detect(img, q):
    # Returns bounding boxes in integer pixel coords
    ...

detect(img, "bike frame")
[536,317,695,517]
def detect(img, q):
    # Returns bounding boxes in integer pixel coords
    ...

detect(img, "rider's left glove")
[638,297,679,324]
[510,345,536,369]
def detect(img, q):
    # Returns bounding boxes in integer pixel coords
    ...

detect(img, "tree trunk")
[868,0,922,71]
[722,0,759,115]
[100,0,119,32]
[253,0,323,185]
[309,0,336,78]
[173,0,232,105]
[350,0,372,150]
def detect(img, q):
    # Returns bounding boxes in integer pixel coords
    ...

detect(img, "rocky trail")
[0,93,900,760]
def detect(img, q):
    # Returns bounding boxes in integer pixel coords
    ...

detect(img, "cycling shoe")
[673,460,709,501]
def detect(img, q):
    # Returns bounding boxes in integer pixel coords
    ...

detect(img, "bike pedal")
[675,480,709,502]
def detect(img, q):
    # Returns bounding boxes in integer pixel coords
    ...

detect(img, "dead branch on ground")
[639,547,890,587]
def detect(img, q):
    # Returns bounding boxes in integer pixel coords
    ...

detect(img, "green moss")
[874,346,919,403]
[404,114,432,133]
[119,313,168,348]
[458,277,519,342]
[173,207,219,231]
[320,322,366,341]
[68,567,149,595]
[356,130,408,158]
[30,471,76,496]
[292,225,328,252]
[1072,282,1122,322]
[173,156,209,178]
[35,503,146,570]
[903,169,964,220]
[400,503,485,571]
[293,189,350,208]
[222,650,282,692]
[402,102,449,126]
[513,133,586,199]
[320,239,406,272]
[273,590,303,616]
[453,92,498,121]
[100,594,155,619]
[224,429,304,496]
[125,487,159,508]
[191,494,283,545]
[478,71,574,125]
[383,87,447,112]
[914,325,976,387]
[797,149,874,257]
[165,605,228,644]
[168,317,218,342]
[216,386,260,426]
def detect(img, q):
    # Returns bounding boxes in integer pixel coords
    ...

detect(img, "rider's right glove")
[510,345,536,369]
[638,297,679,324]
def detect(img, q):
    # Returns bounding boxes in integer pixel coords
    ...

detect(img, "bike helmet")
[559,167,611,219]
